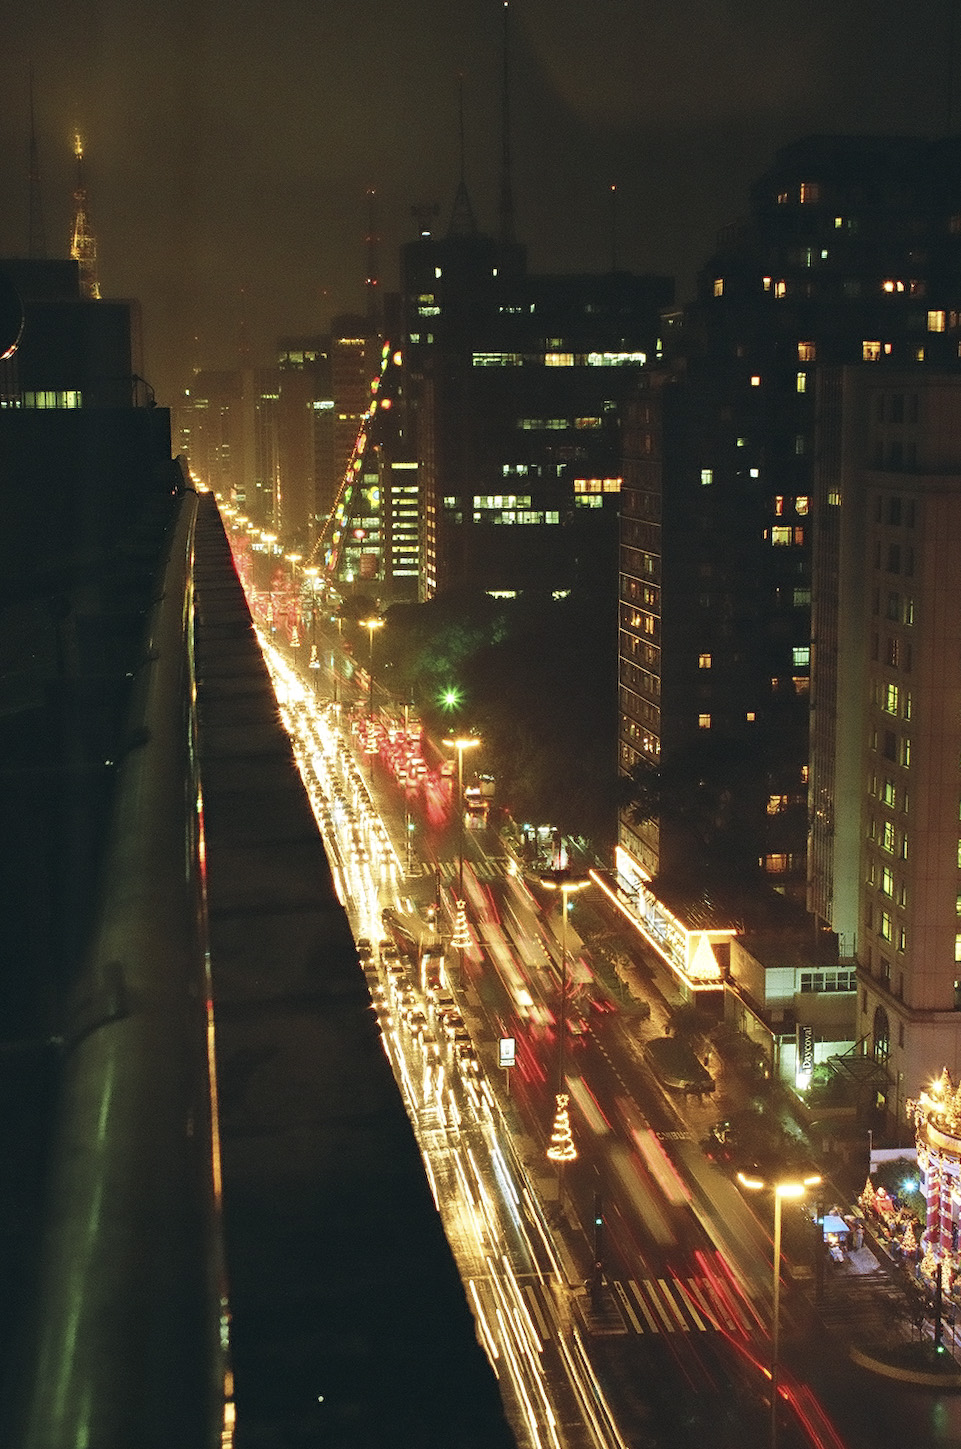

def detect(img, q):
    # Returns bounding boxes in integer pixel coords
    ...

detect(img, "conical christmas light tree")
[546,1092,577,1163]
[452,900,471,950]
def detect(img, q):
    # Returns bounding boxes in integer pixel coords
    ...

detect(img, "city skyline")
[2,0,959,403]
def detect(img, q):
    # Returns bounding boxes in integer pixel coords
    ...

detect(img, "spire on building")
[498,1,516,244]
[28,67,47,260]
[447,75,478,238]
[70,133,101,299]
[365,187,381,327]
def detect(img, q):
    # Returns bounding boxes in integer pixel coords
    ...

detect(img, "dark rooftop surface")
[194,495,515,1447]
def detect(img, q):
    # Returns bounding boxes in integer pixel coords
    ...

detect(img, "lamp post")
[737,1169,822,1449]
[540,870,591,1096]
[541,871,590,1208]
[442,734,480,898]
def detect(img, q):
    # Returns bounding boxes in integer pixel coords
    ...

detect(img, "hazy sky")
[1,0,956,403]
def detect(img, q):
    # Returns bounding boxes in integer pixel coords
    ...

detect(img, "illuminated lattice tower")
[70,133,101,301]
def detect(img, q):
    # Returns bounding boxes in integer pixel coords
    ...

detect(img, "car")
[450,1027,471,1050]
[420,1031,441,1062]
[405,1008,428,1038]
[643,1037,715,1095]
[355,936,373,962]
[455,1042,480,1075]
[378,939,393,957]
[442,1012,466,1038]
[432,993,457,1019]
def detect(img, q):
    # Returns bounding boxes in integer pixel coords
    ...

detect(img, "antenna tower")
[499,1,516,243]
[70,133,101,299]
[448,75,478,237]
[365,188,381,327]
[28,68,47,259]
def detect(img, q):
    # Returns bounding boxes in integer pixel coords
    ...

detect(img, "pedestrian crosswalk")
[436,856,514,884]
[521,1273,754,1341]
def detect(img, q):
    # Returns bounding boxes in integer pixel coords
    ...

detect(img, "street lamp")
[361,616,384,718]
[361,616,384,779]
[442,734,480,897]
[540,870,591,1099]
[541,870,590,1209]
[737,1169,822,1449]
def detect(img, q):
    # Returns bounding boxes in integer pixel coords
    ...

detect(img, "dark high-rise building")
[810,366,961,1118]
[399,222,672,601]
[618,135,961,922]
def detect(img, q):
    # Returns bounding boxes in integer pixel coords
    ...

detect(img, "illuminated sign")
[498,1037,516,1069]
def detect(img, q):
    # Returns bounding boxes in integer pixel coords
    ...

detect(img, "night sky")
[2,0,956,404]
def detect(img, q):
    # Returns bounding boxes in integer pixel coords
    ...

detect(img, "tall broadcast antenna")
[70,133,101,299]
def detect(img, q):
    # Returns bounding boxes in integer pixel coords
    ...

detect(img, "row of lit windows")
[869,816,908,857]
[472,495,532,510]
[472,511,560,526]
[517,417,602,430]
[472,351,647,368]
[866,902,907,953]
[502,463,565,478]
[799,970,857,993]
[873,633,912,670]
[574,478,622,493]
[21,390,82,408]
[875,681,912,719]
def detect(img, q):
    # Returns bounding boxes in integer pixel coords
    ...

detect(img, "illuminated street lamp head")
[737,1170,822,1195]
[440,686,463,712]
[443,735,481,754]
[361,616,384,633]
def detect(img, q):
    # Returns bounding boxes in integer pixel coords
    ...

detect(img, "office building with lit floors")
[810,367,961,1125]
[399,218,672,600]
[619,132,961,919]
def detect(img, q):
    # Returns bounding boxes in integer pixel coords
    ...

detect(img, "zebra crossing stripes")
[522,1283,551,1341]
[436,857,512,884]
[589,1276,751,1339]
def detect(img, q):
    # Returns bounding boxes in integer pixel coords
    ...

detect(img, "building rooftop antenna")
[365,187,381,327]
[70,132,101,299]
[447,74,478,238]
[28,65,47,260]
[499,1,516,244]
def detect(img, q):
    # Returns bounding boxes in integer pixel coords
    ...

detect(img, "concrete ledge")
[850,1342,961,1388]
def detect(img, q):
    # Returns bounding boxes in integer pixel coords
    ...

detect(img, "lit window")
[750,374,761,387]
[881,866,894,896]
[771,526,793,545]
[863,341,882,362]
[800,182,820,203]
[698,713,711,729]
[796,371,807,394]
[750,468,760,478]
[701,468,713,486]
[776,192,788,205]
[795,496,810,515]
[928,310,946,333]
[698,653,712,669]
[798,341,816,362]
[879,911,893,942]
[882,819,895,853]
[774,280,786,299]
[882,280,906,293]
[545,352,574,366]
[793,646,810,668]
[884,682,899,714]
[714,278,724,297]
[762,277,772,291]
[746,711,756,722]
